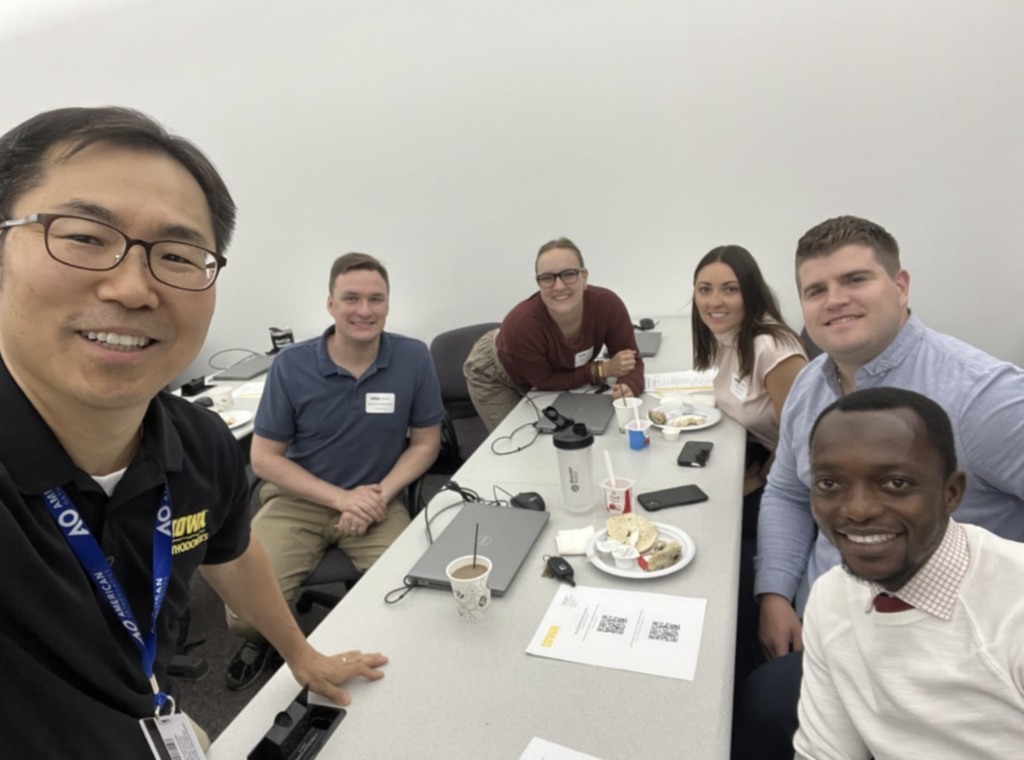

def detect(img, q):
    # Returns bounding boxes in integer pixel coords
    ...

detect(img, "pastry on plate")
[606,514,658,553]
[668,414,706,428]
[645,540,683,571]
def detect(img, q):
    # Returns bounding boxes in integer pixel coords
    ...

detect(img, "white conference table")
[175,370,264,441]
[209,317,746,760]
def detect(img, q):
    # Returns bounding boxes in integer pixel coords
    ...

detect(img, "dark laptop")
[216,353,276,381]
[634,330,662,357]
[406,503,549,596]
[534,392,615,434]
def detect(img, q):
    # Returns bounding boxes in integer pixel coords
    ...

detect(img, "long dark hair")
[691,245,803,379]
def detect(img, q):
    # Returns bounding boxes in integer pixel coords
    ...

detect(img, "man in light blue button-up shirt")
[734,215,1024,760]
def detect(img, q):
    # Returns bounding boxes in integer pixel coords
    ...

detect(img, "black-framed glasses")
[535,268,584,288]
[0,213,226,292]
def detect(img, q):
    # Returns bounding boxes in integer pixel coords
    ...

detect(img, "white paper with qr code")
[525,585,707,680]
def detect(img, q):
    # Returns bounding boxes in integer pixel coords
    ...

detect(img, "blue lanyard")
[42,484,173,713]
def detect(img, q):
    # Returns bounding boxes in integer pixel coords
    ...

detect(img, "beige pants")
[463,328,524,433]
[225,482,410,641]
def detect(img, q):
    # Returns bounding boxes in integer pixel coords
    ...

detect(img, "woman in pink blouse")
[691,245,807,535]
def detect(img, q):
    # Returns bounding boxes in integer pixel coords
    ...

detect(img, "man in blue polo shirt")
[225,252,443,688]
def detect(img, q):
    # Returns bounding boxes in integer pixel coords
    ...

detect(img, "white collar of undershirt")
[91,467,128,497]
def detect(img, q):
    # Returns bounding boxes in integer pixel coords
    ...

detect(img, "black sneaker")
[225,641,270,691]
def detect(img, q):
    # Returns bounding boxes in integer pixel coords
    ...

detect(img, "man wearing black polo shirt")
[0,107,386,759]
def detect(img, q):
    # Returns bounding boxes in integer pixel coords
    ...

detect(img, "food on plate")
[648,409,668,425]
[685,393,716,408]
[668,414,706,428]
[606,514,658,553]
[220,414,236,427]
[645,540,683,572]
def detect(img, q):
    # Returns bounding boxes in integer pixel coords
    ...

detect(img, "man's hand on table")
[758,593,803,659]
[287,648,389,706]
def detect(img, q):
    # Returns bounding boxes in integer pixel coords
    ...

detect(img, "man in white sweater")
[794,387,1024,760]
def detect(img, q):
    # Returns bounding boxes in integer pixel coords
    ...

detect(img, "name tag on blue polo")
[365,393,396,413]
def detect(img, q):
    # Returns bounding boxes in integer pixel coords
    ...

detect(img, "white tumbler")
[553,422,596,514]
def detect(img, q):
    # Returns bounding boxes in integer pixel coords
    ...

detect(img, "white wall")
[3,0,1024,382]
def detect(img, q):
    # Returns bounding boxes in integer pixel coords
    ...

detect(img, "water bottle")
[553,423,596,514]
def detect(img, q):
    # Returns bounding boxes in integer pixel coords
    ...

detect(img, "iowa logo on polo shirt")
[172,509,210,555]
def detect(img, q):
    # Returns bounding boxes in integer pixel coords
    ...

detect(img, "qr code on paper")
[648,621,681,643]
[597,615,628,634]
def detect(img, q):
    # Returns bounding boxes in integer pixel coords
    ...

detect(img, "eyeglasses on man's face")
[535,268,584,289]
[0,213,226,292]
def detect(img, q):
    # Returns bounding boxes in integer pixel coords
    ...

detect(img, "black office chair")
[294,547,362,612]
[432,322,501,461]
[409,322,500,512]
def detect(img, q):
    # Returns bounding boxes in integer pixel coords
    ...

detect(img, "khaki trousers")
[225,482,410,641]
[463,328,524,433]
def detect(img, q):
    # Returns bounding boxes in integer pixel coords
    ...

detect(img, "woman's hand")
[604,349,637,378]
[611,383,634,399]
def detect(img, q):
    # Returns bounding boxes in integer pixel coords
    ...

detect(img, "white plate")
[647,402,722,432]
[584,522,696,579]
[218,410,254,429]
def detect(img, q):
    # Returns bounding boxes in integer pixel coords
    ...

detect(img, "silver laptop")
[535,392,615,434]
[634,330,662,357]
[217,353,276,381]
[406,504,549,596]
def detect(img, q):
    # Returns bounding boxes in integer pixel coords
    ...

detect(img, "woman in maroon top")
[464,237,643,432]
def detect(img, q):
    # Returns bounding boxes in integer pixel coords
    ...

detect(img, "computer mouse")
[511,492,546,511]
[194,396,215,409]
[637,318,656,331]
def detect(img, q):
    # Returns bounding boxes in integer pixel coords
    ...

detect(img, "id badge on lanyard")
[42,484,174,717]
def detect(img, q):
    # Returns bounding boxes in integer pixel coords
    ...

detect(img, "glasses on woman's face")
[0,213,226,292]
[535,268,583,289]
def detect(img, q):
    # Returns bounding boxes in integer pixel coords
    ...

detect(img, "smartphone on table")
[637,484,709,511]
[678,441,714,467]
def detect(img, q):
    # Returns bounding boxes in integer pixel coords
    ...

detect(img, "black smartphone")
[678,441,714,468]
[637,485,709,511]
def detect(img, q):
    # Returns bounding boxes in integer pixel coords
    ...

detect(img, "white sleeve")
[793,582,871,760]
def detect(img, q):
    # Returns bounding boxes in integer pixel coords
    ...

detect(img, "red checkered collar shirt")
[863,518,970,620]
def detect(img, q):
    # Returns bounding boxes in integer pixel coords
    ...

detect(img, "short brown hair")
[536,237,585,270]
[796,216,900,278]
[329,252,390,294]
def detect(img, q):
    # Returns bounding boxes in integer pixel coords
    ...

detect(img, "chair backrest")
[429,322,500,420]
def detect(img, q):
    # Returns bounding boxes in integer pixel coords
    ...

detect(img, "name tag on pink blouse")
[730,373,750,400]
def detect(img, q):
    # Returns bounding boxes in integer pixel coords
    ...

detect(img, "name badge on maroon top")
[574,347,594,368]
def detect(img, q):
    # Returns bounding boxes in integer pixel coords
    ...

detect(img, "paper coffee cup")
[445,555,492,621]
[612,397,644,435]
